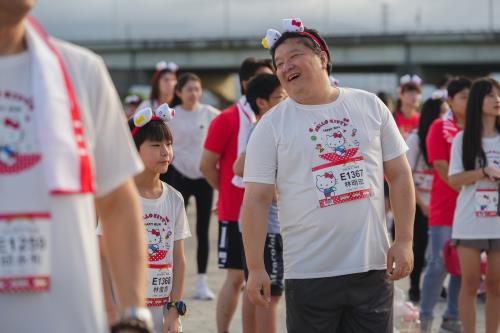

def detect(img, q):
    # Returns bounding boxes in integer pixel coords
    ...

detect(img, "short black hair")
[238,57,273,95]
[270,28,332,74]
[128,118,173,150]
[246,74,282,115]
[447,77,472,98]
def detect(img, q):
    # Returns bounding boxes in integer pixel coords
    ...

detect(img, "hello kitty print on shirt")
[0,90,40,174]
[475,148,500,218]
[316,172,337,204]
[144,213,173,306]
[309,117,371,208]
[326,131,347,156]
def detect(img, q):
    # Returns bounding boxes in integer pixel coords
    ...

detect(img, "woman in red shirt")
[395,74,422,139]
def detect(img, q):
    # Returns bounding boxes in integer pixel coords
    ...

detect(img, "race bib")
[475,189,499,218]
[146,263,172,307]
[0,214,51,293]
[414,170,433,193]
[312,156,372,208]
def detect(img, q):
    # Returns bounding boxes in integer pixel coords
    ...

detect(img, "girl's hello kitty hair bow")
[400,74,422,87]
[156,61,179,73]
[152,61,179,83]
[131,103,175,137]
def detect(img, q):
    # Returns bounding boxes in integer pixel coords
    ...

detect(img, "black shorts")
[285,270,393,333]
[384,180,390,198]
[243,233,284,296]
[218,221,244,270]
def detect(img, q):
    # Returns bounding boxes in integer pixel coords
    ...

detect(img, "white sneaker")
[192,276,215,300]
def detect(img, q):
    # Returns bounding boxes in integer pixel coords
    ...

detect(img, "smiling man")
[241,24,415,332]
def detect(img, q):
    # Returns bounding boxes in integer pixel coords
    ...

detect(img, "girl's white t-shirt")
[169,104,219,179]
[244,88,408,279]
[406,131,433,206]
[449,131,500,239]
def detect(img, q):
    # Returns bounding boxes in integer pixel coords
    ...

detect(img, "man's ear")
[319,51,328,70]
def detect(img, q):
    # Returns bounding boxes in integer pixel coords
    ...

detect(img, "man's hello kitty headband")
[131,103,175,137]
[262,18,327,53]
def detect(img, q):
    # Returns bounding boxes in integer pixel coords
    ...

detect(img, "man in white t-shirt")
[0,2,151,333]
[242,21,415,332]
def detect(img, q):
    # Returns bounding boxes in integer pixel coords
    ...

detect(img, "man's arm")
[95,179,147,310]
[98,236,118,327]
[384,154,415,281]
[433,160,461,191]
[241,182,275,306]
[200,149,221,190]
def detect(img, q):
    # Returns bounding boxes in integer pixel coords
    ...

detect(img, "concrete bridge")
[78,31,500,103]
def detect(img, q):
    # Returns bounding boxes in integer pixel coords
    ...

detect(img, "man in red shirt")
[200,58,273,333]
[420,77,471,333]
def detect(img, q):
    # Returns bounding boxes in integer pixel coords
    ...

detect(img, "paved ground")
[180,198,485,332]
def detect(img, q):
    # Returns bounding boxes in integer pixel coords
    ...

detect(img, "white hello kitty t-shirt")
[140,182,191,307]
[449,131,500,239]
[97,182,191,331]
[244,88,408,279]
[0,40,144,333]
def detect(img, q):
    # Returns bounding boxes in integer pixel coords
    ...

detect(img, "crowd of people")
[1,2,499,333]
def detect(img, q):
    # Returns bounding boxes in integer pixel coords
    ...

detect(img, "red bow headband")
[333,132,342,138]
[262,18,327,53]
[131,103,175,137]
[151,229,160,236]
[324,172,334,179]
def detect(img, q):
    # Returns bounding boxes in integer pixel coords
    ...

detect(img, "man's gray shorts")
[285,270,393,333]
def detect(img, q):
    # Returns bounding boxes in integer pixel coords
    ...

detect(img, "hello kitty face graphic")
[316,172,337,200]
[147,228,162,255]
[326,131,346,156]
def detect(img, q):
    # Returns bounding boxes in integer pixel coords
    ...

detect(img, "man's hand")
[386,241,414,281]
[163,310,181,333]
[246,268,271,307]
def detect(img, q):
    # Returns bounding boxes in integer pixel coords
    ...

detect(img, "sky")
[32,0,499,41]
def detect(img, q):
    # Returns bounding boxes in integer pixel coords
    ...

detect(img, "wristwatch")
[111,307,154,333]
[167,300,187,316]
